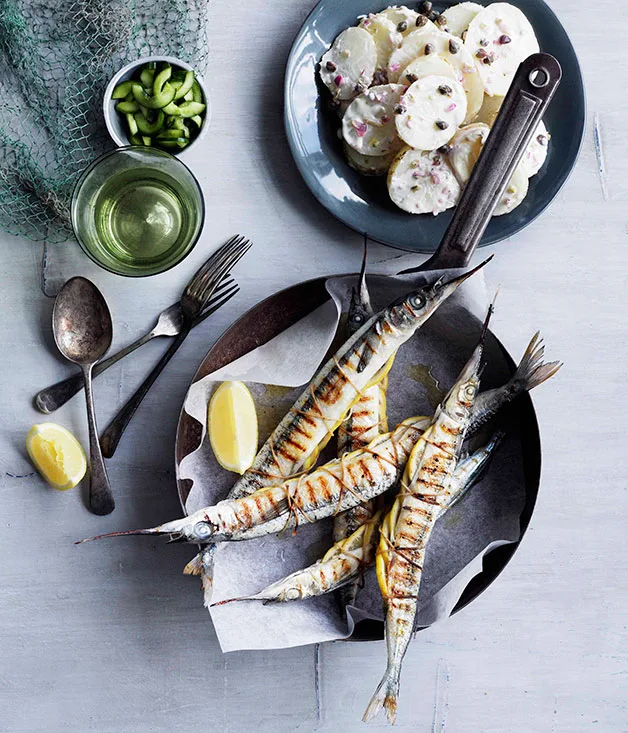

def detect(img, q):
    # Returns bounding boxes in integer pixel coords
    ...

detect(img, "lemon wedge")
[26,423,87,490]
[208,381,258,474]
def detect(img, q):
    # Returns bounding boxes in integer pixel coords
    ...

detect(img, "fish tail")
[362,664,400,724]
[514,332,562,390]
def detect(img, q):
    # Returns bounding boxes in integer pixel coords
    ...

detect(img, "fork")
[34,278,238,414]
[99,234,252,459]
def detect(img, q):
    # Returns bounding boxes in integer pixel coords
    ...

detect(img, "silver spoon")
[52,277,114,515]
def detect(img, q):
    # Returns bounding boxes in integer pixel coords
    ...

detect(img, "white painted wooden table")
[1,1,627,730]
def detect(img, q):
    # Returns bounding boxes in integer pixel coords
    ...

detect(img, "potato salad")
[319,2,550,216]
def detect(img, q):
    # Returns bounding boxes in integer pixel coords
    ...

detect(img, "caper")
[373,70,389,85]
[435,119,448,130]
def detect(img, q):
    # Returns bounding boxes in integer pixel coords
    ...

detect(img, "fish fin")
[183,552,203,576]
[199,545,218,607]
[362,664,400,724]
[514,332,562,390]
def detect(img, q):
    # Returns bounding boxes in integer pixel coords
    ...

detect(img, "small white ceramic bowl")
[103,56,211,155]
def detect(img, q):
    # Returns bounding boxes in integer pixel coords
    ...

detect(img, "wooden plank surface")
[1,0,627,730]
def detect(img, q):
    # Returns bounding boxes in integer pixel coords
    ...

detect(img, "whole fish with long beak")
[82,260,491,544]
[364,304,493,725]
[229,255,492,499]
[209,432,503,607]
[335,243,391,609]
[79,415,432,545]
[183,327,560,596]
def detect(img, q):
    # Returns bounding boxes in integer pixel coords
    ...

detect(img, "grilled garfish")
[81,416,433,545]
[335,247,389,608]
[210,433,503,607]
[364,307,491,725]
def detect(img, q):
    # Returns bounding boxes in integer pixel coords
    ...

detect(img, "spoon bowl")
[53,278,113,364]
[52,277,115,515]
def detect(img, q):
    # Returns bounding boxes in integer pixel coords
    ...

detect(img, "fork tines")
[185,235,252,305]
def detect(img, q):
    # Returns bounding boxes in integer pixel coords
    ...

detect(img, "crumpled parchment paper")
[177,266,526,652]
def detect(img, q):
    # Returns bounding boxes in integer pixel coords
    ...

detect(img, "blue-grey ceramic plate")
[284,0,585,253]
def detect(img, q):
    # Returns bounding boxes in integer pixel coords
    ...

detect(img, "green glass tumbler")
[72,146,205,277]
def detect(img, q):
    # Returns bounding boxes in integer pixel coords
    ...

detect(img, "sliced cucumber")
[139,67,155,89]
[157,128,188,140]
[111,62,204,152]
[131,82,176,109]
[174,70,195,100]
[112,80,134,99]
[158,137,189,149]
[116,99,140,114]
[170,118,191,137]
[177,101,206,118]
[134,109,165,135]
[161,101,182,116]
[191,80,203,103]
[152,64,172,95]
[126,113,138,136]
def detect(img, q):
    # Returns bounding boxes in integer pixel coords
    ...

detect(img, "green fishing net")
[0,0,209,243]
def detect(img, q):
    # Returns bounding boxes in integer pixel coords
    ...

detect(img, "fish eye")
[350,312,364,324]
[464,384,477,399]
[284,587,301,601]
[194,521,212,539]
[409,294,425,309]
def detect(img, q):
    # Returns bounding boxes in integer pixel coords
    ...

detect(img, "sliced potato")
[388,28,483,122]
[448,122,490,184]
[493,165,529,215]
[520,120,550,177]
[465,2,539,96]
[399,54,459,87]
[344,143,396,176]
[358,14,403,71]
[474,93,505,127]
[320,27,377,101]
[343,84,405,156]
[377,5,422,34]
[388,146,461,215]
[440,2,483,37]
[395,75,467,151]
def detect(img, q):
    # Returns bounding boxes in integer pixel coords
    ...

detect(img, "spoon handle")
[35,331,155,414]
[100,325,191,459]
[83,364,115,515]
